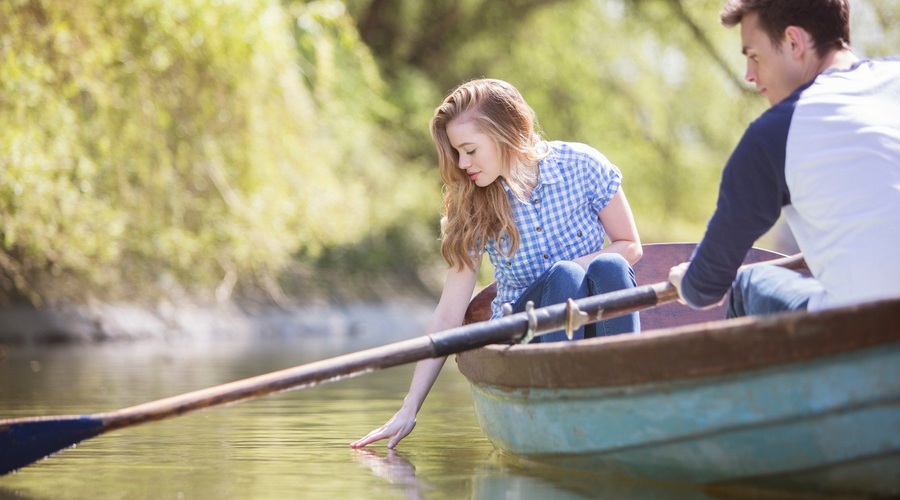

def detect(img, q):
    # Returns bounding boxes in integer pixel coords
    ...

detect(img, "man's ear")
[784,26,811,59]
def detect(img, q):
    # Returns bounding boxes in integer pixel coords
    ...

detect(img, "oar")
[0,253,805,475]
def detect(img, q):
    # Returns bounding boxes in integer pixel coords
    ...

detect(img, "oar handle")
[644,252,806,313]
[447,252,806,348]
[432,281,674,354]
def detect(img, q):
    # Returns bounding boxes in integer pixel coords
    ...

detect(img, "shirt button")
[577,231,583,238]
[543,254,549,259]
[533,199,540,205]
[536,227,542,232]
[506,261,512,266]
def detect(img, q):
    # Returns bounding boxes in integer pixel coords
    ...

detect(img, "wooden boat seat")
[463,243,807,331]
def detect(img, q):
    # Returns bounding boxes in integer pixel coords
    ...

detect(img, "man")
[668,0,900,317]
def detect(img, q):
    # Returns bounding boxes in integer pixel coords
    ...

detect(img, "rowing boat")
[457,243,900,495]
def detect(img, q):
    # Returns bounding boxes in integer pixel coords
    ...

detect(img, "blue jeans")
[512,253,640,343]
[726,264,823,318]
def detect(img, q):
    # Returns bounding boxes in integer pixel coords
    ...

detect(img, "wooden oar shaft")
[443,252,809,352]
[458,252,806,348]
[103,282,673,431]
[2,282,670,439]
[100,336,437,431]
[431,282,673,356]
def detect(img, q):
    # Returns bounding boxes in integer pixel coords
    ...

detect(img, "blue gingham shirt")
[485,141,622,319]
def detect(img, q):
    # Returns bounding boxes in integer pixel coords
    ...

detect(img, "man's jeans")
[512,253,640,343]
[726,264,823,318]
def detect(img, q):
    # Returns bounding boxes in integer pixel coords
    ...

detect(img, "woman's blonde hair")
[430,79,546,271]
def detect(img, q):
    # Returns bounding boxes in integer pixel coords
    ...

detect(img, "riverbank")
[0,297,436,347]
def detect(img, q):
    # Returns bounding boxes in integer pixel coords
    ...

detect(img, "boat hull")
[457,244,900,494]
[466,341,900,493]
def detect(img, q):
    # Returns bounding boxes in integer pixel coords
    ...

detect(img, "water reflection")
[350,445,807,500]
[473,452,718,500]
[353,449,429,499]
[351,445,694,500]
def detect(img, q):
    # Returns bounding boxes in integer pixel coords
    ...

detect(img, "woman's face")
[446,118,503,188]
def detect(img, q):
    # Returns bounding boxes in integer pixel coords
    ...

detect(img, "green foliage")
[0,0,435,304]
[1,0,312,302]
[282,0,441,293]
[853,0,900,59]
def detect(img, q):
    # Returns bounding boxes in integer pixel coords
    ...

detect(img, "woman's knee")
[546,260,585,288]
[588,252,627,268]
[587,253,635,289]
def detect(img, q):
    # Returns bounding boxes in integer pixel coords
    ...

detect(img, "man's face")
[740,12,806,106]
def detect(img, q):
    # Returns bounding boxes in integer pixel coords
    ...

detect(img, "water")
[0,333,814,499]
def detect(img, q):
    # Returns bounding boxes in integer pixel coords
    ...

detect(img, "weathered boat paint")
[465,339,900,491]
[457,243,900,494]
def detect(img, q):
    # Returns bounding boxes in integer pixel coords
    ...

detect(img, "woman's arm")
[350,262,479,449]
[572,189,642,269]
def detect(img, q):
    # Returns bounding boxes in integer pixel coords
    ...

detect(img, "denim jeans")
[511,253,640,343]
[726,264,824,318]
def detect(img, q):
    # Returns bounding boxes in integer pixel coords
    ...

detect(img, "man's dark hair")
[720,0,850,57]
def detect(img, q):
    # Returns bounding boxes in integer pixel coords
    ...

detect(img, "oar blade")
[0,416,105,475]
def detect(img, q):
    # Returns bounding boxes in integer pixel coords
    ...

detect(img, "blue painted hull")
[458,298,900,495]
[467,345,900,492]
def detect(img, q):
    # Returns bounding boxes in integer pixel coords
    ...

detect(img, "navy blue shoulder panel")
[681,91,801,307]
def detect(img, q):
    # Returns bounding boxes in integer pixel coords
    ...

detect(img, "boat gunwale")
[456,296,900,390]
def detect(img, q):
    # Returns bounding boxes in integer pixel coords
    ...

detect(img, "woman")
[351,79,641,449]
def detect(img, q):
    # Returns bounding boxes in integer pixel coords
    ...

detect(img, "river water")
[0,326,816,499]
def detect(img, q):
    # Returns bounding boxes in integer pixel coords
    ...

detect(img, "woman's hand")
[351,266,477,450]
[350,406,417,449]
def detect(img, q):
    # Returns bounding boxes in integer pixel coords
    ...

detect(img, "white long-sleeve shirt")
[683,56,900,311]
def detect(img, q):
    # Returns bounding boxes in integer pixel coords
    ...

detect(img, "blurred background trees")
[1,0,897,306]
